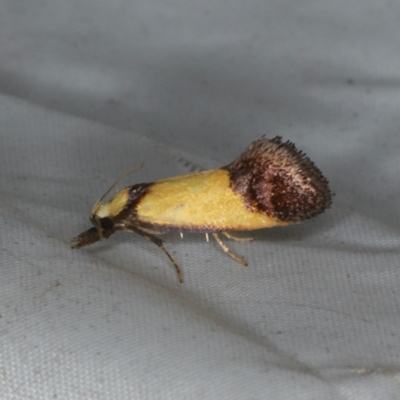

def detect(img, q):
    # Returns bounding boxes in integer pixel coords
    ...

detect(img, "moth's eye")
[100,217,114,230]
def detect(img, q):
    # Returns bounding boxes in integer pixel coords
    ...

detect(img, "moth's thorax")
[93,188,131,219]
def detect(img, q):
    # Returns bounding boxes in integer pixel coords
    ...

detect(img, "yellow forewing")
[136,169,288,231]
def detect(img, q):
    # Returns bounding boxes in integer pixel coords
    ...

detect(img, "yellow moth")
[71,137,332,282]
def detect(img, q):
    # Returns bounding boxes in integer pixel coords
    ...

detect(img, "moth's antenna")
[91,163,143,216]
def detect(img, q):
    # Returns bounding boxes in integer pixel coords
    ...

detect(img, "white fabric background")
[1,1,400,399]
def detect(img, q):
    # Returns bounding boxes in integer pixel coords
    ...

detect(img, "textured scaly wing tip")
[225,136,332,223]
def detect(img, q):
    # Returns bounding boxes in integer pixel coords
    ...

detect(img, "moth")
[71,137,332,282]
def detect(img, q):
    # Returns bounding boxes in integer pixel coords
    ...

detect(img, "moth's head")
[90,188,130,240]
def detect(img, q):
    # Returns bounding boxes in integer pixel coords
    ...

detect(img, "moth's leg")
[212,233,248,266]
[205,233,209,242]
[222,231,253,242]
[128,226,184,283]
